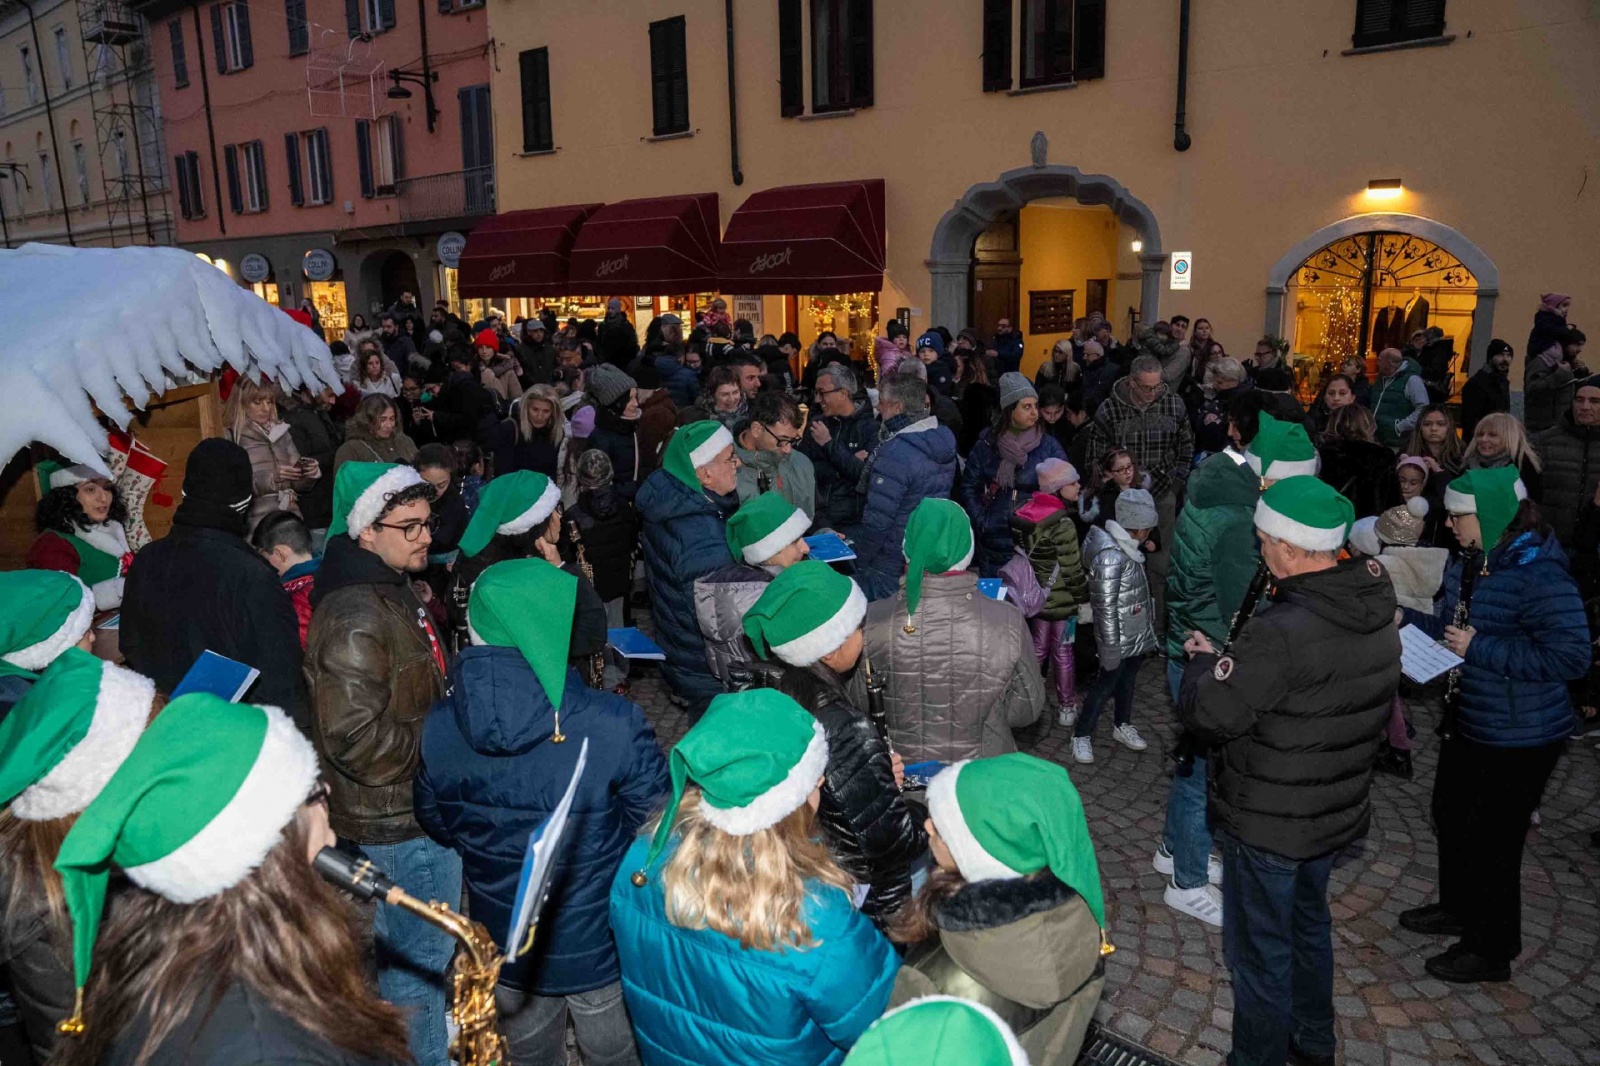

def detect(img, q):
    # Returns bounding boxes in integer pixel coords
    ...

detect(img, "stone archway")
[1265,212,1499,373]
[927,164,1165,331]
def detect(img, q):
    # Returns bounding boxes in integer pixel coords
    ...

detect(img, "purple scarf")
[995,424,1044,490]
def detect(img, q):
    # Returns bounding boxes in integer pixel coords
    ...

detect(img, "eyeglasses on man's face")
[371,515,439,541]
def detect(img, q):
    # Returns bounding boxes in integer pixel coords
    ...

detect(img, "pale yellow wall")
[1016,201,1121,377]
[486,0,1600,360]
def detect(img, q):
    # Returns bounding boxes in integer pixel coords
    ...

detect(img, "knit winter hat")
[182,438,254,508]
[845,997,1027,1066]
[1395,454,1431,477]
[1348,516,1381,558]
[1245,412,1319,481]
[469,558,577,715]
[1375,497,1430,547]
[631,689,828,883]
[0,647,152,821]
[743,560,867,666]
[458,470,561,558]
[585,363,637,410]
[1115,488,1158,531]
[1444,466,1528,550]
[1036,458,1079,495]
[329,461,428,539]
[926,753,1105,926]
[0,571,95,680]
[54,694,317,1030]
[901,498,976,616]
[1254,476,1354,551]
[663,421,735,490]
[726,492,810,565]
[1540,293,1571,312]
[915,331,945,357]
[998,372,1038,411]
[474,328,500,350]
[569,406,597,438]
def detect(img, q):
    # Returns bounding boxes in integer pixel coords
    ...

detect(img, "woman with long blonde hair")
[223,376,319,533]
[1463,412,1544,499]
[512,383,568,479]
[609,690,898,1066]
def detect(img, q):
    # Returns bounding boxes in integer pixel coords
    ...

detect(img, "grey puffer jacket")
[1084,523,1158,665]
[861,571,1045,765]
[692,564,778,688]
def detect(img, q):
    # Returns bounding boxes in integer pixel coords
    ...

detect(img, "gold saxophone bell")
[796,403,810,437]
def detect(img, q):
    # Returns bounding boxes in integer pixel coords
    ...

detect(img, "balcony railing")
[395,166,495,223]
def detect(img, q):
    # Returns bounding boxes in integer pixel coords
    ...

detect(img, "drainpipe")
[723,0,743,186]
[20,0,76,244]
[190,1,226,234]
[1173,0,1192,152]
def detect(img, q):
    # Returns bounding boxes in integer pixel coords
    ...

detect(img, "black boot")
[1399,903,1465,936]
[1288,1041,1336,1066]
[1425,944,1510,983]
[1375,745,1413,779]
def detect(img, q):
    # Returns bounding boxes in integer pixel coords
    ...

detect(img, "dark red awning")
[457,203,602,297]
[567,193,722,294]
[719,179,886,295]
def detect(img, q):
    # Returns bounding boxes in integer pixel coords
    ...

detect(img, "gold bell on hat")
[630,870,649,887]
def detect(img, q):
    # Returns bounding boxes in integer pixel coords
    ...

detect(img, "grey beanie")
[998,372,1038,411]
[1115,487,1159,531]
[585,363,636,409]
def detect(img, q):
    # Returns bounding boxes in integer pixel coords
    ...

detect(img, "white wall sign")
[239,253,271,283]
[732,295,763,335]
[437,231,467,269]
[302,248,337,282]
[1170,251,1193,291]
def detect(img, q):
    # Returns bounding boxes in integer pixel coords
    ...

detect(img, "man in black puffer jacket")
[1534,379,1600,547]
[1178,476,1399,1066]
[800,361,878,535]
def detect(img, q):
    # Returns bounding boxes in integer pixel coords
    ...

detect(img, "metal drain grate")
[1074,1024,1187,1066]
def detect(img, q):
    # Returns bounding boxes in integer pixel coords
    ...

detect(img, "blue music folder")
[506,739,589,959]
[804,533,857,563]
[170,650,260,703]
[977,579,1008,602]
[607,628,666,660]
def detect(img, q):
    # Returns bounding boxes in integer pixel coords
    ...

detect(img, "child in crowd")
[451,440,486,514]
[1077,488,1159,764]
[1083,449,1161,556]
[250,509,319,647]
[1010,458,1091,723]
[568,449,641,631]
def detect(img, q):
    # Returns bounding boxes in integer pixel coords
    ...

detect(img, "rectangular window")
[517,47,552,152]
[285,0,308,55]
[648,16,689,136]
[1021,0,1072,87]
[72,142,89,203]
[113,130,129,177]
[21,46,39,104]
[458,84,493,213]
[809,0,871,113]
[169,20,189,87]
[347,0,395,36]
[211,1,253,73]
[304,127,332,203]
[240,139,267,211]
[39,153,55,209]
[173,150,205,218]
[53,27,73,90]
[984,0,1104,91]
[1352,0,1446,48]
[371,114,401,192]
[284,131,303,205]
[224,143,242,212]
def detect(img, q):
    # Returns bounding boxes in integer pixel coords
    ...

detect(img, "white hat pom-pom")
[1407,496,1430,518]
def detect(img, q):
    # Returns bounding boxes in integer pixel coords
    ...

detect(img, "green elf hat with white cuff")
[901,498,976,616]
[459,470,562,558]
[0,570,95,680]
[925,753,1105,926]
[726,492,810,564]
[36,461,103,492]
[743,560,867,667]
[1253,475,1355,552]
[0,647,152,821]
[663,421,735,490]
[1444,466,1527,551]
[53,693,319,1034]
[1245,412,1319,482]
[329,461,429,539]
[630,689,828,886]
[469,558,578,717]
[843,997,1030,1066]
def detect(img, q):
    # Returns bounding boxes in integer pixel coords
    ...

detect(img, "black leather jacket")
[740,660,927,922]
[0,869,74,1063]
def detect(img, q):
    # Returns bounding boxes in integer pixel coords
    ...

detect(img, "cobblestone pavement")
[622,633,1600,1066]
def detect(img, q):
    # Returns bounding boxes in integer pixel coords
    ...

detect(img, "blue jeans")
[362,836,464,1066]
[1218,833,1336,1066]
[1162,657,1213,889]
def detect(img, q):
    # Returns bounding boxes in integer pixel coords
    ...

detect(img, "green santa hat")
[901,498,975,616]
[54,693,319,1030]
[459,470,562,558]
[843,997,1029,1066]
[0,647,153,821]
[1253,475,1355,552]
[329,461,429,539]
[726,492,810,564]
[469,558,578,718]
[0,570,96,680]
[743,560,867,667]
[925,753,1105,926]
[1444,465,1528,551]
[1245,412,1319,481]
[663,421,735,490]
[631,688,828,884]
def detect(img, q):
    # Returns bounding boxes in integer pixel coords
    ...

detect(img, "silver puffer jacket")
[692,564,779,687]
[861,571,1045,765]
[1084,522,1158,664]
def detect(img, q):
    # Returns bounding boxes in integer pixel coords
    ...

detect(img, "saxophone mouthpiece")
[314,846,400,903]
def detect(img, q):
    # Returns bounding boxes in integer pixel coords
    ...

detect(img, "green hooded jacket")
[1165,450,1261,658]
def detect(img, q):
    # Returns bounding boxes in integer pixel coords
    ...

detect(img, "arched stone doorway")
[1265,213,1499,378]
[927,164,1165,332]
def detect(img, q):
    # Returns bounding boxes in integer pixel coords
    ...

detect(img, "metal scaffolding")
[77,0,171,245]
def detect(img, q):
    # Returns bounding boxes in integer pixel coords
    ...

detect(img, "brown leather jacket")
[304,537,445,844]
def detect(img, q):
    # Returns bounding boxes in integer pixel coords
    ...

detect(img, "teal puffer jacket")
[1165,451,1261,659]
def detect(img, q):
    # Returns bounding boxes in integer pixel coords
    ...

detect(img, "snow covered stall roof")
[0,244,343,476]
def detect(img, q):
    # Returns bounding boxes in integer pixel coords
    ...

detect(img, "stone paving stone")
[1180,1049,1223,1066]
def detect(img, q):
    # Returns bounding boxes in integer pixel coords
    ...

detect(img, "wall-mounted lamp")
[1365,178,1404,200]
[1130,239,1144,253]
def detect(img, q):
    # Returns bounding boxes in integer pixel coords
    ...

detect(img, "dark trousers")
[1219,833,1336,1066]
[1433,736,1563,963]
[1077,652,1145,737]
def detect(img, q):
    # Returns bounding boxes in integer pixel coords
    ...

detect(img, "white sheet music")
[1399,624,1463,684]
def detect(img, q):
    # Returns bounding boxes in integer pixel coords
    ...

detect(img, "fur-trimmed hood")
[935,871,1080,933]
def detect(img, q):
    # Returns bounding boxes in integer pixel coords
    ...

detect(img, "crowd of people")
[0,290,1593,1066]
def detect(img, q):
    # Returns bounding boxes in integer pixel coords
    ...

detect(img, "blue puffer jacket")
[636,468,737,707]
[652,353,700,408]
[855,416,959,601]
[585,420,643,500]
[414,652,668,994]
[1403,530,1587,747]
[609,836,898,1066]
[959,428,1068,576]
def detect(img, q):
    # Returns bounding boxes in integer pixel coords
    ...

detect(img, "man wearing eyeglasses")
[734,391,817,521]
[801,363,877,535]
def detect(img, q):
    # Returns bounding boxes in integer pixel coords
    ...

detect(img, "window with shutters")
[39,153,55,209]
[348,0,395,36]
[285,0,308,55]
[169,20,189,88]
[72,142,89,203]
[648,17,689,136]
[373,114,402,192]
[20,46,39,104]
[980,0,1105,92]
[53,27,74,91]
[1351,0,1446,48]
[173,150,204,218]
[239,140,268,211]
[304,128,332,204]
[212,1,253,73]
[223,143,242,212]
[808,0,871,113]
[518,47,552,152]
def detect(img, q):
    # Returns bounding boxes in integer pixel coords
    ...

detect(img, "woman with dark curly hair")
[27,465,132,611]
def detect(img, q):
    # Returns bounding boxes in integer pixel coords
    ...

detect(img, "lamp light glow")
[1365,178,1404,200]
[1130,239,1143,253]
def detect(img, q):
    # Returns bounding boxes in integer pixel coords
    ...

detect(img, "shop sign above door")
[437,232,467,270]
[1170,251,1193,291]
[303,248,337,282]
[240,253,271,283]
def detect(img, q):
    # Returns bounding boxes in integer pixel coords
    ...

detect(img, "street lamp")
[387,68,440,133]
[1365,178,1404,200]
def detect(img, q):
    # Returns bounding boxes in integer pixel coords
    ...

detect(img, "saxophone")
[1438,549,1486,740]
[315,848,508,1066]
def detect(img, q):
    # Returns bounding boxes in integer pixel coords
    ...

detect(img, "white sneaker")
[1152,844,1223,886]
[1058,703,1078,729]
[1113,723,1148,751]
[1164,881,1224,927]
[1072,736,1094,764]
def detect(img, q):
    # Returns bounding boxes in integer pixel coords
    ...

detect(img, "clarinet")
[1437,549,1485,740]
[861,653,903,792]
[1172,559,1272,775]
